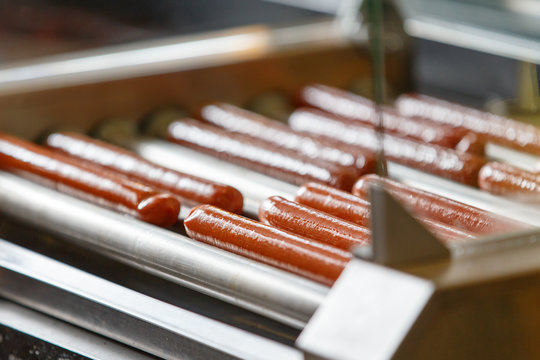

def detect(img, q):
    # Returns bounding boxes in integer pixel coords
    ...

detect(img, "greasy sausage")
[298,84,467,147]
[259,196,370,251]
[478,162,540,202]
[0,133,180,226]
[200,103,375,175]
[352,174,527,234]
[184,204,350,285]
[168,119,359,191]
[295,182,371,227]
[289,108,486,186]
[295,182,474,242]
[396,93,540,155]
[46,132,244,213]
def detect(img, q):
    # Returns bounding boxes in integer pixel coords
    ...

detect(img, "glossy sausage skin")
[396,93,540,155]
[200,103,375,175]
[478,162,540,202]
[184,205,350,285]
[259,196,370,251]
[298,84,466,147]
[0,133,180,226]
[168,119,359,191]
[295,182,371,227]
[295,182,474,242]
[353,174,526,234]
[289,108,486,186]
[455,133,486,156]
[46,132,243,213]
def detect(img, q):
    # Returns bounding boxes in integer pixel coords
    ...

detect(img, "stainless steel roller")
[121,137,299,216]
[0,171,326,328]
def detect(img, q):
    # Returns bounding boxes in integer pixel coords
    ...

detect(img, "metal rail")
[0,239,302,359]
[0,171,326,329]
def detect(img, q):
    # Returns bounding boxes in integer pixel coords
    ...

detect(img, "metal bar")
[0,20,352,96]
[0,299,154,360]
[0,171,326,329]
[0,239,302,359]
[130,138,299,216]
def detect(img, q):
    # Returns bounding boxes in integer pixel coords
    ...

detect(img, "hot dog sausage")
[298,84,467,147]
[396,93,540,155]
[353,174,526,234]
[184,204,350,285]
[295,182,371,227]
[46,132,244,213]
[478,162,540,202]
[259,196,370,251]
[168,119,359,191]
[200,103,375,175]
[295,182,474,242]
[289,108,486,186]
[0,133,180,226]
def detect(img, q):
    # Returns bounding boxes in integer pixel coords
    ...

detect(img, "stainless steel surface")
[486,142,540,171]
[297,259,435,360]
[130,138,299,216]
[0,239,303,359]
[299,226,540,359]
[366,183,449,266]
[0,171,326,329]
[0,300,153,360]
[396,0,540,64]
[0,20,353,96]
[387,161,540,227]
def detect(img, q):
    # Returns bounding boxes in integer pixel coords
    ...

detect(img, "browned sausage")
[295,182,371,227]
[353,174,527,234]
[168,119,359,191]
[478,162,540,202]
[0,133,180,226]
[298,84,467,147]
[295,182,474,242]
[289,108,486,186]
[46,132,244,213]
[199,103,375,176]
[396,93,540,155]
[454,132,486,156]
[259,196,370,251]
[184,204,350,285]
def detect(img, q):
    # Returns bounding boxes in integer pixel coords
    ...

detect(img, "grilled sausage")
[298,84,467,147]
[259,196,370,251]
[352,174,527,234]
[168,119,359,190]
[46,132,244,213]
[200,103,375,175]
[295,182,474,242]
[289,108,486,186]
[478,162,540,202]
[0,133,180,226]
[396,93,540,155]
[184,205,350,285]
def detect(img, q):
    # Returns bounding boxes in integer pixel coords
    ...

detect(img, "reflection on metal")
[0,20,352,96]
[396,0,540,64]
[0,300,153,360]
[0,171,325,329]
[298,220,540,359]
[297,259,434,360]
[0,240,302,359]
[364,183,450,266]
[485,142,540,171]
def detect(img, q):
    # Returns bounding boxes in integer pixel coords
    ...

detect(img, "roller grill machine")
[0,2,539,359]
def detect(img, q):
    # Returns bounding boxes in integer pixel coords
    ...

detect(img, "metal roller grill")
[0,1,539,359]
